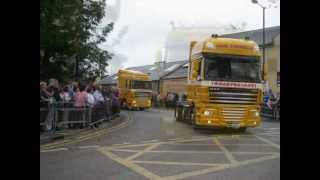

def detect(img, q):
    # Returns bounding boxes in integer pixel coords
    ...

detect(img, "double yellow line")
[40,112,132,151]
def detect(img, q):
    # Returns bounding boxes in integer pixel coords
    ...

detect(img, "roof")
[162,62,189,80]
[126,60,188,81]
[100,60,188,85]
[221,26,280,46]
[100,74,118,85]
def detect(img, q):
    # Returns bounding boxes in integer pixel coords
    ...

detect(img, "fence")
[260,102,280,121]
[40,98,118,133]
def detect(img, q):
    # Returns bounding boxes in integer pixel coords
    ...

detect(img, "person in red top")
[72,84,88,128]
[74,84,88,108]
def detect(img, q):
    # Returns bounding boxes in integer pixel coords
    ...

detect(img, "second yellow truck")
[118,69,152,110]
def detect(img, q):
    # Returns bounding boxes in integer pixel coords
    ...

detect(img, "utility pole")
[262,6,265,80]
[252,0,266,80]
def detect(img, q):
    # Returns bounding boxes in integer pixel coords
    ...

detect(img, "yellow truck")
[118,69,152,110]
[175,35,264,132]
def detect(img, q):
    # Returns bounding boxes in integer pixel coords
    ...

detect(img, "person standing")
[73,84,88,128]
[93,86,105,104]
[86,87,95,108]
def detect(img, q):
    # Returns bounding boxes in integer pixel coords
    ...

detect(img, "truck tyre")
[121,100,127,110]
[175,106,182,122]
[238,127,247,132]
[190,106,196,126]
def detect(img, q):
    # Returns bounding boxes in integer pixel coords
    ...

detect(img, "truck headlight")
[203,110,211,116]
[250,109,260,117]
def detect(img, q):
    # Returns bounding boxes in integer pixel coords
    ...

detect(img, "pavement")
[40,108,280,180]
[40,114,124,145]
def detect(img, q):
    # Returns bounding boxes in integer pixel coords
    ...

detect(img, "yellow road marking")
[111,142,155,149]
[40,147,68,153]
[133,160,227,167]
[110,149,279,155]
[166,143,271,146]
[110,137,212,149]
[213,137,238,164]
[126,143,162,161]
[141,139,159,143]
[254,135,280,149]
[97,148,162,180]
[96,134,280,180]
[164,154,279,180]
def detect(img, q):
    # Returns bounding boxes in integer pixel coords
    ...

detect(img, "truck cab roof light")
[211,34,218,38]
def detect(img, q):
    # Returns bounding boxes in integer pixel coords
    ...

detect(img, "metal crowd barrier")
[40,99,117,133]
[260,102,280,121]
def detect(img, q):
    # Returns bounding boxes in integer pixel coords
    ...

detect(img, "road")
[40,108,280,180]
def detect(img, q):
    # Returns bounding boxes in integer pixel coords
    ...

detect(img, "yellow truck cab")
[175,35,263,132]
[118,69,152,110]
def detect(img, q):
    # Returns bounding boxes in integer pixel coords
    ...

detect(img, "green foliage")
[40,0,113,82]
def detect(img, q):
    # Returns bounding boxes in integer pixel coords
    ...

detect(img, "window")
[132,80,152,89]
[204,55,261,83]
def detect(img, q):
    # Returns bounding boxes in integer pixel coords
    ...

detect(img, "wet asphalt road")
[40,108,280,180]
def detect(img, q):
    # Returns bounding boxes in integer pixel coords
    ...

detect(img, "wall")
[160,78,188,98]
[265,34,280,94]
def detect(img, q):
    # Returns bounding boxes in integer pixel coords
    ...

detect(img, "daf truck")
[175,35,264,132]
[118,69,152,110]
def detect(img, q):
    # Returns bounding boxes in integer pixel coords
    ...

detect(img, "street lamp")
[252,0,266,80]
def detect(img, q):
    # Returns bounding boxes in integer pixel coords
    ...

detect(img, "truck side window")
[126,80,130,88]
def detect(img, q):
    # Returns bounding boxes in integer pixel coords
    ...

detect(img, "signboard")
[188,80,263,89]
[210,81,257,89]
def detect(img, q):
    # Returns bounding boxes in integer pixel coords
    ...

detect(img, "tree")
[40,0,113,83]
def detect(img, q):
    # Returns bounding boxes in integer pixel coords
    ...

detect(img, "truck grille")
[222,106,246,125]
[136,97,149,105]
[209,87,258,105]
[135,92,151,97]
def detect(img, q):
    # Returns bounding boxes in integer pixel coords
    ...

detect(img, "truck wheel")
[121,100,127,109]
[190,107,196,125]
[175,106,182,122]
[238,127,247,132]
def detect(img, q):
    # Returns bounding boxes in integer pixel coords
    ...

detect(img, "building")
[160,26,280,94]
[159,63,189,98]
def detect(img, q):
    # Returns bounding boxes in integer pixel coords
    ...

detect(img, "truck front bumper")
[194,104,261,129]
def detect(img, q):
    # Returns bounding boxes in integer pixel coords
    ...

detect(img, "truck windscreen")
[204,55,261,83]
[132,80,152,89]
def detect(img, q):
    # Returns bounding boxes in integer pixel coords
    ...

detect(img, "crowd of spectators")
[40,79,121,130]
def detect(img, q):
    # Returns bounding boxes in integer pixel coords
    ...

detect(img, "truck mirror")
[194,61,200,72]
[197,75,201,81]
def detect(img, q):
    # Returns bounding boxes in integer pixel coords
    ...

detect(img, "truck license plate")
[231,124,240,129]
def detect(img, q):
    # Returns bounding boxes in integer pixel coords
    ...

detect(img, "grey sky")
[102,0,280,73]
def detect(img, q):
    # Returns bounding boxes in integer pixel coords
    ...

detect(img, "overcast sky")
[102,0,280,73]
